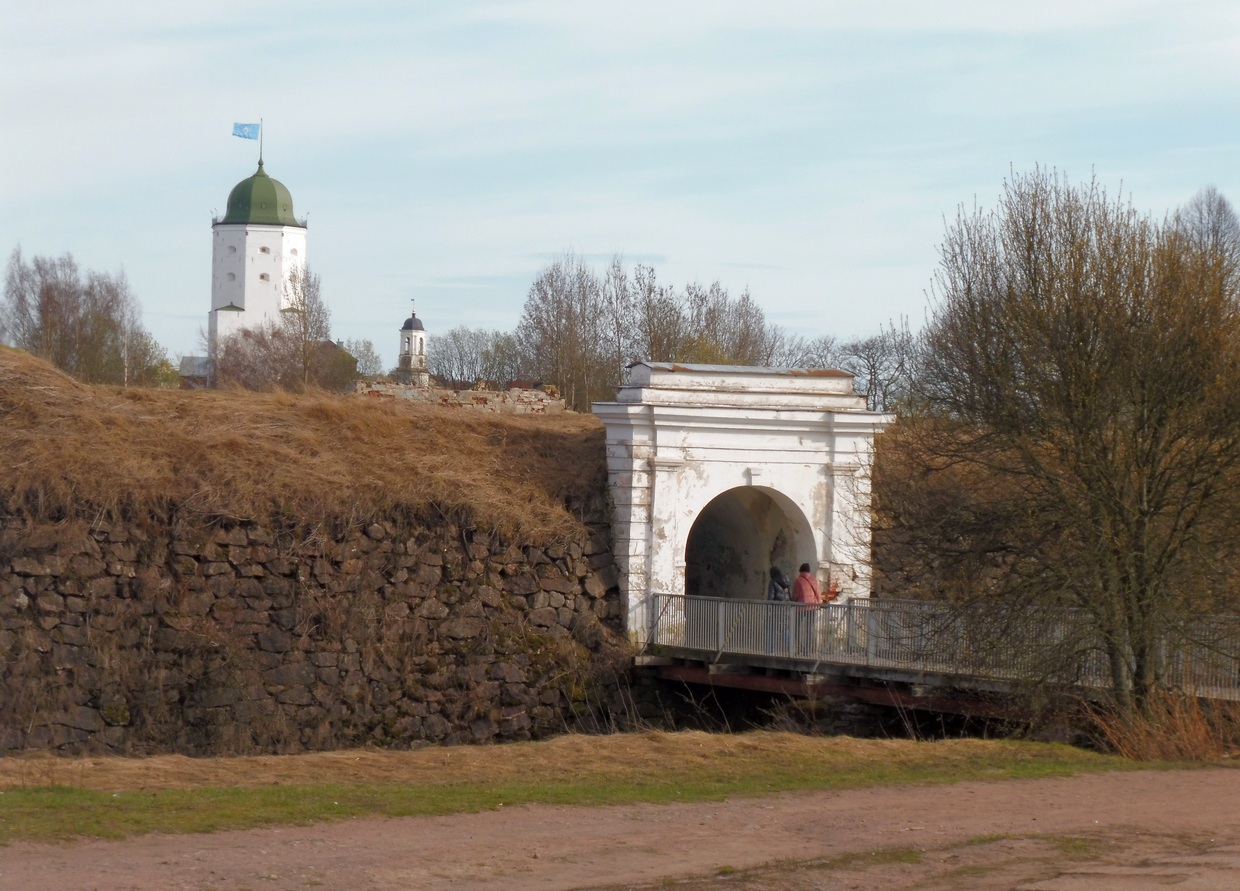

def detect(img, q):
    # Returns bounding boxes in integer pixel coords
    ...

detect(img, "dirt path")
[3,768,1240,890]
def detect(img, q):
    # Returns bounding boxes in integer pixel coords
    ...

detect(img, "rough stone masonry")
[0,499,632,755]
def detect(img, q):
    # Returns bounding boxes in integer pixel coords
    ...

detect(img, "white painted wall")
[593,363,892,645]
[208,223,307,351]
[398,326,427,370]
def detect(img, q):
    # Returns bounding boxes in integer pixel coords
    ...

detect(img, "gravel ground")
[3,767,1239,890]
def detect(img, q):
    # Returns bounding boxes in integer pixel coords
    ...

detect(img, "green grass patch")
[1047,834,1104,857]
[964,832,1019,845]
[830,848,925,868]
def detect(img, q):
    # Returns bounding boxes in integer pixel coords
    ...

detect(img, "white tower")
[208,160,307,358]
[397,308,430,387]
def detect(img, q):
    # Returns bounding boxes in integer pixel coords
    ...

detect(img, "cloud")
[5,1,1240,361]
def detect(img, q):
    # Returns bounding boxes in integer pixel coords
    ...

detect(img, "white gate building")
[593,363,892,645]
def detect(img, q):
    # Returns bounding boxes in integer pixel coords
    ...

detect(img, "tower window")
[290,248,299,256]
[259,273,270,282]
[227,272,236,282]
[259,246,271,254]
[228,245,237,254]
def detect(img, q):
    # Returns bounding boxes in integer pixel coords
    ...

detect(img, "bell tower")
[397,304,430,387]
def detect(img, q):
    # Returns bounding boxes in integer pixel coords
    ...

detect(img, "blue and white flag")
[232,122,260,140]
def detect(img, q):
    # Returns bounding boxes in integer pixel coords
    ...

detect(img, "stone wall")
[356,381,565,414]
[0,505,630,755]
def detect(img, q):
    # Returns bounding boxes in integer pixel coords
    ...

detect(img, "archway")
[684,487,815,601]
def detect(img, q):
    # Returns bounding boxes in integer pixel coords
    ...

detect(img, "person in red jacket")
[792,563,820,655]
[792,563,821,605]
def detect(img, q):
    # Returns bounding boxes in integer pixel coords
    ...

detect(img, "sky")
[4,2,1240,368]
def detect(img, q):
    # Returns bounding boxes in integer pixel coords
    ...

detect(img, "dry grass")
[1085,691,1240,761]
[0,347,605,541]
[0,730,1120,794]
[0,731,1137,842]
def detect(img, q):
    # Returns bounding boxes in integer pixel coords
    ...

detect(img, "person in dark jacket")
[767,566,792,653]
[768,566,792,601]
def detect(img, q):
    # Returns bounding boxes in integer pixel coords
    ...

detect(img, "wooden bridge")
[643,594,1240,715]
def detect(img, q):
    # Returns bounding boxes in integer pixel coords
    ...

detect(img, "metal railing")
[648,593,1240,698]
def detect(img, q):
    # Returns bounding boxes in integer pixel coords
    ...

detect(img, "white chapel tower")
[397,309,430,387]
[208,161,307,356]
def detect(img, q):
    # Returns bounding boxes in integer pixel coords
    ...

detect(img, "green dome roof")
[219,161,304,227]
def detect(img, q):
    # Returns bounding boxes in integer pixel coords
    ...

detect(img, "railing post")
[645,592,676,653]
[648,592,659,646]
[866,604,878,667]
[846,599,856,658]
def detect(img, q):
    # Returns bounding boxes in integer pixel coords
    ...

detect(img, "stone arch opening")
[684,487,816,601]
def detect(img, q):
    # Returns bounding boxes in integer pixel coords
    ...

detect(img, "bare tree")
[769,332,838,368]
[901,168,1240,713]
[631,264,687,365]
[600,257,636,386]
[214,265,349,391]
[628,266,787,366]
[427,326,491,388]
[281,266,333,387]
[764,330,810,367]
[343,338,384,378]
[728,288,784,364]
[213,326,285,390]
[479,331,527,387]
[677,283,778,365]
[515,254,840,407]
[1,247,167,385]
[518,254,612,409]
[1175,185,1240,287]
[836,318,916,412]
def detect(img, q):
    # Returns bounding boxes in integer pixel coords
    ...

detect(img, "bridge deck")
[646,594,1240,703]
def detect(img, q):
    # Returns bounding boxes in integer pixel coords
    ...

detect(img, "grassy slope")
[0,347,605,541]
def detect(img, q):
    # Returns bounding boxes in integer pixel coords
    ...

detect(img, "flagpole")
[259,117,264,165]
